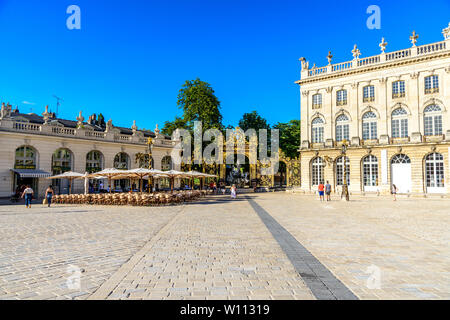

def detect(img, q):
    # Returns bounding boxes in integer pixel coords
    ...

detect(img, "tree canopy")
[238,110,270,133]
[273,120,300,159]
[177,78,223,131]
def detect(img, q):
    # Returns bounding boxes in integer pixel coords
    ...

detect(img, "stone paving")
[256,193,450,300]
[0,193,449,300]
[0,204,180,300]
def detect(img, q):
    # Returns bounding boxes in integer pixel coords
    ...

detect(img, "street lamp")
[147,137,154,192]
[341,140,350,201]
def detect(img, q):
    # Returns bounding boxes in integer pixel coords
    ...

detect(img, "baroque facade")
[0,105,180,198]
[297,24,450,195]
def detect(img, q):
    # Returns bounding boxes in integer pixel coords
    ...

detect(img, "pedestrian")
[21,185,34,208]
[318,182,325,202]
[391,184,398,201]
[325,181,332,202]
[230,184,237,200]
[45,185,54,207]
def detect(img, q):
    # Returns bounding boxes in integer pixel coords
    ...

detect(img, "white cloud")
[22,101,36,105]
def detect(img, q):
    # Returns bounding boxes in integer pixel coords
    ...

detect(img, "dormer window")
[392,81,406,98]
[363,86,375,102]
[312,94,322,109]
[425,75,439,94]
[336,90,347,106]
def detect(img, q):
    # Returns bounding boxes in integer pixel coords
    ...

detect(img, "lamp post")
[341,140,350,201]
[147,137,154,192]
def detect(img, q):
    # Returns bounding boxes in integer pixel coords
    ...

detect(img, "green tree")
[238,110,270,133]
[177,78,223,131]
[161,116,188,136]
[273,120,300,159]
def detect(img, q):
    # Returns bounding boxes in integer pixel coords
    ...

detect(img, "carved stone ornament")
[379,37,388,53]
[352,44,361,59]
[410,72,419,79]
[410,30,419,47]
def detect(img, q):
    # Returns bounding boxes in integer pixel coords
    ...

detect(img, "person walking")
[45,185,54,208]
[230,184,237,200]
[325,181,332,202]
[21,185,34,208]
[318,182,325,202]
[391,184,398,201]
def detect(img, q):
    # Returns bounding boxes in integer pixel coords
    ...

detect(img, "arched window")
[114,153,130,170]
[138,154,154,169]
[336,156,350,186]
[391,154,411,164]
[161,156,173,171]
[15,146,36,169]
[424,105,442,136]
[52,149,72,175]
[335,114,349,142]
[336,89,347,106]
[362,111,377,140]
[311,117,324,143]
[425,153,445,188]
[363,85,375,102]
[312,94,322,109]
[311,157,324,186]
[391,108,408,138]
[363,155,378,187]
[86,151,103,173]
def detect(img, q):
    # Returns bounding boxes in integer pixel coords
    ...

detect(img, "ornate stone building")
[297,24,450,195]
[0,105,180,198]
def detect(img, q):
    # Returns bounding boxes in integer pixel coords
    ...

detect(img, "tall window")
[424,105,442,136]
[335,114,349,142]
[362,111,378,140]
[336,156,350,186]
[15,146,36,169]
[336,89,347,106]
[391,108,408,138]
[363,85,375,102]
[392,81,406,98]
[86,151,103,173]
[114,153,130,170]
[425,153,445,188]
[363,155,378,187]
[311,117,324,143]
[138,155,154,169]
[311,157,324,186]
[52,149,72,175]
[161,156,173,171]
[312,94,322,109]
[425,75,439,94]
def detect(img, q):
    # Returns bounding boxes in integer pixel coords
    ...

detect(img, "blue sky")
[0,0,448,130]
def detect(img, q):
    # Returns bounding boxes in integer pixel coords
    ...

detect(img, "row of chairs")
[52,190,210,206]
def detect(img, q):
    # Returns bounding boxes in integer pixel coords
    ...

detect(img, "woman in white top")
[21,185,34,208]
[230,184,237,200]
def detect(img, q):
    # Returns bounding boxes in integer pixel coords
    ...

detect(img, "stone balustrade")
[302,39,449,80]
[0,119,172,146]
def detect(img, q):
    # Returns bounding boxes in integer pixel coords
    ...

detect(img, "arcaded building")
[0,104,179,198]
[297,24,450,195]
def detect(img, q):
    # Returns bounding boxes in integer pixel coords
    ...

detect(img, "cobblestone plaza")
[1,193,449,300]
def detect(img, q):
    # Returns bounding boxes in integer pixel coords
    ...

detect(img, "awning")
[11,169,52,178]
